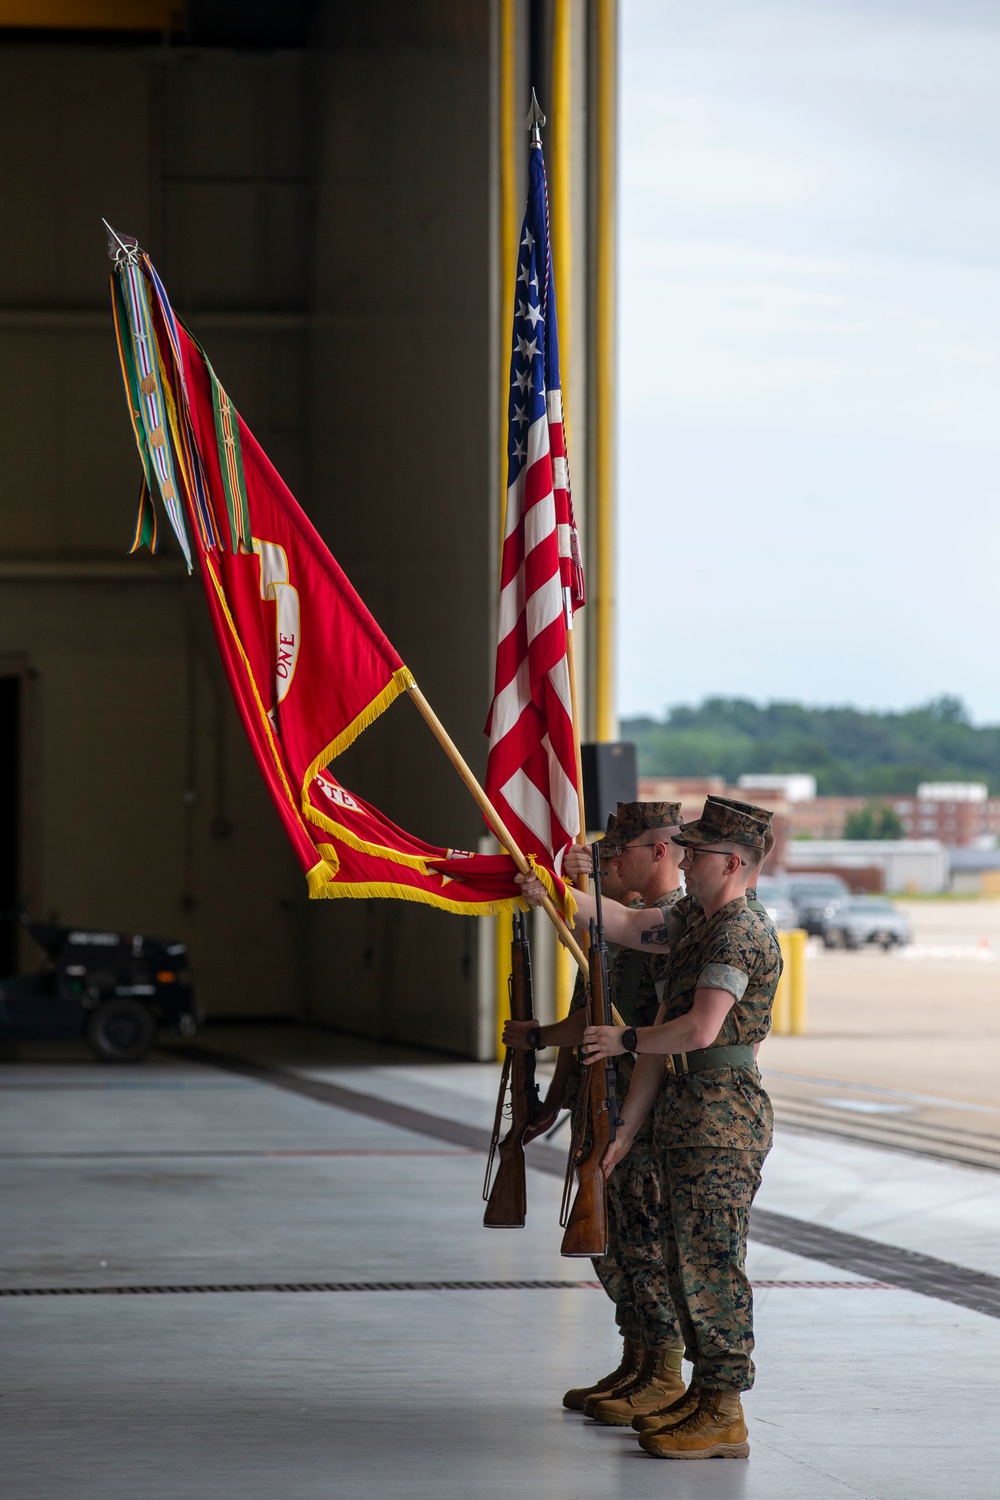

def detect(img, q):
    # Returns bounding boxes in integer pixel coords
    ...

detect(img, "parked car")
[787,874,851,935]
[0,912,199,1061]
[754,876,799,931]
[820,897,912,951]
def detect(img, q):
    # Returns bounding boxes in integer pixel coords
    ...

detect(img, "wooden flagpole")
[405,681,589,977]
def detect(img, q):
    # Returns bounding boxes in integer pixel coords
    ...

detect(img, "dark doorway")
[0,677,19,974]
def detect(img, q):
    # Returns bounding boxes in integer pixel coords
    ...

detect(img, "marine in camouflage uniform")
[587,799,777,1428]
[569,799,782,1459]
[559,804,687,1418]
[567,890,684,1355]
[648,803,780,1459]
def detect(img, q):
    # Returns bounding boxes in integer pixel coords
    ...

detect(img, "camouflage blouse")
[653,896,782,1152]
[566,888,685,1119]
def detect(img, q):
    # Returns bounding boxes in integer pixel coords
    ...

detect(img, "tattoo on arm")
[640,924,672,948]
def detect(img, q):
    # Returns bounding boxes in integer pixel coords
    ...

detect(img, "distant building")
[738,773,816,802]
[786,781,1000,847]
[788,796,868,840]
[638,776,790,869]
[888,785,1000,847]
[949,847,1000,896]
[639,775,1000,862]
[784,839,949,894]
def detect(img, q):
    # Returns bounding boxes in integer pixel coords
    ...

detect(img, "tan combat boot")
[638,1390,749,1460]
[632,1381,701,1433]
[562,1338,640,1412]
[591,1346,686,1426]
[581,1347,652,1417]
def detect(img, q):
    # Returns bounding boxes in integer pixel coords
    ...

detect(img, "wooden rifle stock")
[560,845,620,1257]
[483,913,541,1227]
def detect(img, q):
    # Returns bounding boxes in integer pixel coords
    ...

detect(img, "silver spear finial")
[525,88,546,146]
[102,219,141,266]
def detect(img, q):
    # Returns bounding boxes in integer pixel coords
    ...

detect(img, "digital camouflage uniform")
[571,884,768,1344]
[651,811,782,1393]
[567,892,686,1350]
[563,801,687,1350]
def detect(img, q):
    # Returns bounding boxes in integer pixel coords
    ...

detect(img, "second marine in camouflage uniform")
[577,799,782,1460]
[560,805,687,1418]
[583,797,778,1429]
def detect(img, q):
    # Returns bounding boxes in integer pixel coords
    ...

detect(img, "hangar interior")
[0,0,618,1057]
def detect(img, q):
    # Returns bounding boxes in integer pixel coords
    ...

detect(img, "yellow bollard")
[772,932,791,1035]
[789,927,808,1035]
[494,909,513,1062]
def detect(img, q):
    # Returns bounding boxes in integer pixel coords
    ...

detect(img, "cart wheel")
[85,999,157,1062]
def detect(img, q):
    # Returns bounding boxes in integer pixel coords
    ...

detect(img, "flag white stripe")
[524,571,563,644]
[490,661,533,744]
[499,767,555,855]
[547,658,572,718]
[502,415,550,542]
[523,485,558,560]
[497,494,560,646]
[542,733,580,838]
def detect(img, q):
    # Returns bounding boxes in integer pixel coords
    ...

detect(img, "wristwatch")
[621,1026,638,1054]
[525,1024,543,1050]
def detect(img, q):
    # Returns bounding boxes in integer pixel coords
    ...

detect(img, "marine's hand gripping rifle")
[483,911,542,1227]
[559,843,623,1256]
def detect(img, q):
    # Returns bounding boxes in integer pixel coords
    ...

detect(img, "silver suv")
[821,897,912,951]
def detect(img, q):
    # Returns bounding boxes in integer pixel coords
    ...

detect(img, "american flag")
[484,137,586,870]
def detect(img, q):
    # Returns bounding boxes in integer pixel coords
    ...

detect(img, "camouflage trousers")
[591,1132,683,1350]
[658,1147,768,1392]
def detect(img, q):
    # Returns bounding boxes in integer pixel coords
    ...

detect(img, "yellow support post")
[772,932,791,1036]
[789,927,808,1035]
[550,0,573,397]
[555,933,574,1021]
[493,0,517,1064]
[593,0,618,741]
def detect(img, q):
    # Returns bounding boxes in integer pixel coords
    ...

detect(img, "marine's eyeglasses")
[683,846,747,867]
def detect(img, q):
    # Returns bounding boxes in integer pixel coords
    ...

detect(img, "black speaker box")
[581,742,638,833]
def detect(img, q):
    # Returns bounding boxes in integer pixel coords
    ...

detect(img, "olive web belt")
[665,1043,755,1076]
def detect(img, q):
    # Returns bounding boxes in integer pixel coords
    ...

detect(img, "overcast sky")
[616,0,1000,725]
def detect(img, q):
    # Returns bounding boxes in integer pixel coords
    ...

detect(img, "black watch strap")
[621,1026,638,1054]
[526,1024,542,1050]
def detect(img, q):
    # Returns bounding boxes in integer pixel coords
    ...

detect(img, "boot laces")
[661,1395,720,1437]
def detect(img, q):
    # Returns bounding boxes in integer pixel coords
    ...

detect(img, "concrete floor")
[3,1030,1000,1498]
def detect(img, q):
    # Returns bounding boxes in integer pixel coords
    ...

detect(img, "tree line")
[621,696,1000,796]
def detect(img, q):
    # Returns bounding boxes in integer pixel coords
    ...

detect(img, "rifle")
[559,842,622,1256]
[483,911,542,1227]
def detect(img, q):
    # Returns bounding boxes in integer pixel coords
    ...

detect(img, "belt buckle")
[666,1052,688,1076]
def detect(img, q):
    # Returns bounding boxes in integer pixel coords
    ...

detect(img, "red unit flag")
[107,235,571,919]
